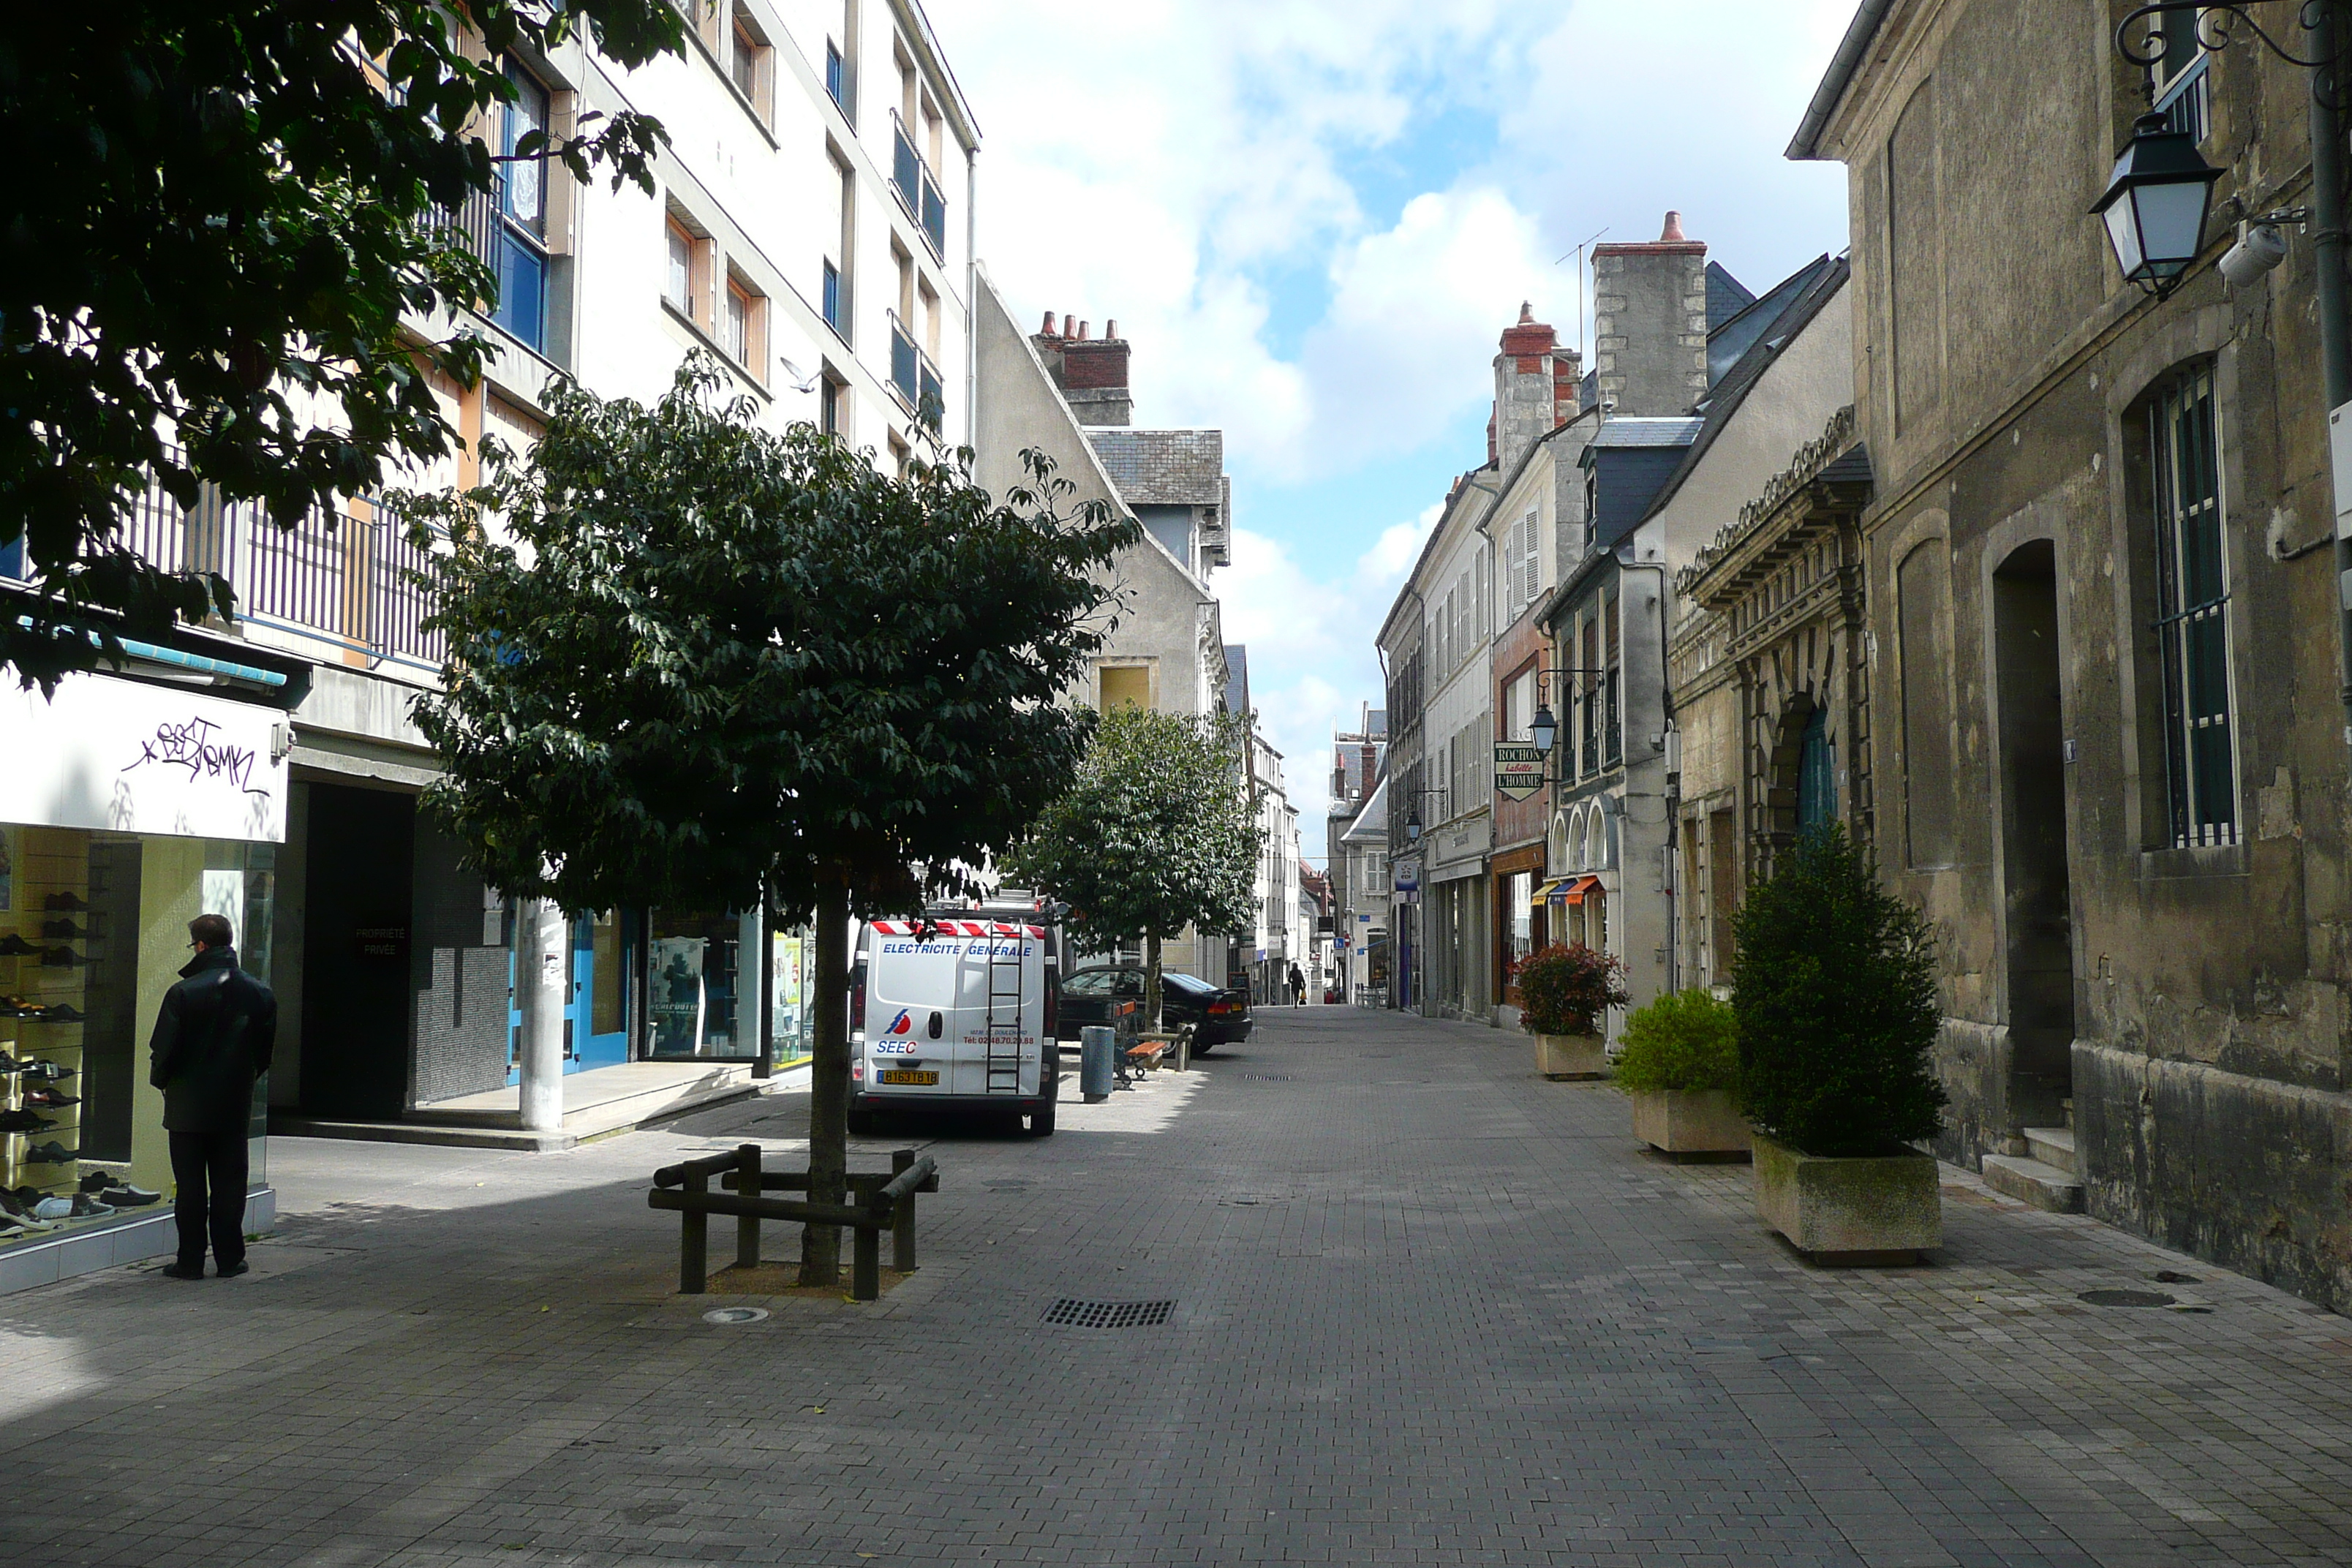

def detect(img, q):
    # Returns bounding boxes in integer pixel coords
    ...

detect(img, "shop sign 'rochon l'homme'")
[1493,743,1546,802]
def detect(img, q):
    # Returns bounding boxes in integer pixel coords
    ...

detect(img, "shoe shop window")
[1,826,276,1259]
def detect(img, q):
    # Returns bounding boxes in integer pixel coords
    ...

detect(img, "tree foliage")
[1000,706,1259,1033]
[1730,824,1945,1156]
[1512,942,1629,1037]
[0,2,681,690]
[404,358,1135,1280]
[1612,988,1740,1096]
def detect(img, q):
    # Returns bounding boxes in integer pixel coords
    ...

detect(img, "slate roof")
[1705,261,1755,334]
[1586,417,1706,451]
[1638,255,1851,529]
[1341,777,1390,843]
[1705,254,1836,387]
[1086,428,1226,508]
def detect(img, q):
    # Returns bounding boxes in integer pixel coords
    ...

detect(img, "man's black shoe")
[0,934,34,956]
[38,919,88,941]
[216,1261,250,1279]
[42,892,88,911]
[97,1183,161,1207]
[37,1004,85,1022]
[38,947,82,968]
[23,1141,79,1164]
[158,1262,206,1281]
[0,1109,58,1134]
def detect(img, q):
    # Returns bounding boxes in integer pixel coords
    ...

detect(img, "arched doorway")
[1994,539,2073,1133]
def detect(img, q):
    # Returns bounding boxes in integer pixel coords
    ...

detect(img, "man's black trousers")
[168,1128,248,1270]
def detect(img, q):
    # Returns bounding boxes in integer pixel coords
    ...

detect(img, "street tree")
[0,2,681,690]
[404,358,1133,1284]
[1001,706,1261,1036]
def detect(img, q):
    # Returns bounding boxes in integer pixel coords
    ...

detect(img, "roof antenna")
[1554,227,1608,366]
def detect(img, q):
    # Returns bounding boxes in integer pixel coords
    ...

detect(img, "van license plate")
[878,1070,938,1085]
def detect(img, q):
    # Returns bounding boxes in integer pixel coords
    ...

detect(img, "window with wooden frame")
[663,213,713,328]
[723,272,766,378]
[729,11,772,121]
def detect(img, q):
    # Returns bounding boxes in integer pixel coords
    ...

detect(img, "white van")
[847,899,1062,1136]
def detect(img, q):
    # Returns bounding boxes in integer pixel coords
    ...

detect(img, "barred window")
[2151,363,2236,847]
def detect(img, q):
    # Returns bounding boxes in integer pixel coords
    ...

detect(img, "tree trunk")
[1145,930,1164,1036]
[799,869,851,1286]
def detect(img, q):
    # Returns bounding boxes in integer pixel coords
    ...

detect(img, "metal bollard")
[1080,1025,1115,1102]
[736,1144,761,1270]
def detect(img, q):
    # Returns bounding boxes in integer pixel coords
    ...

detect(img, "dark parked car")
[1056,965,1252,1052]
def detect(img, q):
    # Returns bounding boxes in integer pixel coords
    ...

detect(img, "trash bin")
[1080,1025,1115,1102]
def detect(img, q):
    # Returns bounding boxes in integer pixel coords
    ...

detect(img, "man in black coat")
[148,912,276,1280]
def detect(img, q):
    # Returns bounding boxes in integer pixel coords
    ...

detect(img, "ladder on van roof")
[982,921,1025,1094]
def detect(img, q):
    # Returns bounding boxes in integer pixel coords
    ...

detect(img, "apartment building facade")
[0,0,990,1292]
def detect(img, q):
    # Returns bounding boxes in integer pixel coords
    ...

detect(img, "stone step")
[2023,1125,2077,1176]
[1982,1153,2084,1213]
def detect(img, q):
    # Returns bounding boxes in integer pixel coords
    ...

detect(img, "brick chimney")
[1591,211,1709,415]
[1031,312,1133,426]
[1490,302,1583,472]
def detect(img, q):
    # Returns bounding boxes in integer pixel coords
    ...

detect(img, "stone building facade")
[1797,0,2352,1306]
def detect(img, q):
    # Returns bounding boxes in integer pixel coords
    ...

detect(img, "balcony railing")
[2155,50,2209,144]
[890,112,949,263]
[887,313,944,433]
[888,312,918,406]
[78,464,448,670]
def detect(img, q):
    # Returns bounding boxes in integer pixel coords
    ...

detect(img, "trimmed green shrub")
[1613,989,1740,1096]
[1513,942,1629,1037]
[1731,823,1945,1156]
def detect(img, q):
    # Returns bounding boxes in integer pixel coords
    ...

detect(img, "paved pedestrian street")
[7,1007,2352,1567]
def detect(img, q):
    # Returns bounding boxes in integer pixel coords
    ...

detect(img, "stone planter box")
[1752,1131,1940,1263]
[1534,1033,1607,1080]
[1629,1089,1751,1158]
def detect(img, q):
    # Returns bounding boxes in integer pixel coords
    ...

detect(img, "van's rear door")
[864,919,1047,1098]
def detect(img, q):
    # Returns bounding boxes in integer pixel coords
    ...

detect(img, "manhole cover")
[703,1306,770,1324]
[2079,1289,2175,1308]
[1044,1297,1175,1328]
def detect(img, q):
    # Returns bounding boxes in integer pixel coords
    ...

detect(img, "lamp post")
[2110,1,2352,741]
[2089,110,2223,295]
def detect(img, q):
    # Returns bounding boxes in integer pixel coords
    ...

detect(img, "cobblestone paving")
[6,1006,2352,1566]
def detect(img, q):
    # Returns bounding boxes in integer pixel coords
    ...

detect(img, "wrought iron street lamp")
[2090,110,2223,294]
[1401,788,1448,843]
[1529,703,1558,758]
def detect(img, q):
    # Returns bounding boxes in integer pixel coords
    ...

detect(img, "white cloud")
[931,0,1861,851]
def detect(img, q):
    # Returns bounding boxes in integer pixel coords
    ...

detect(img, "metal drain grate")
[1044,1297,1175,1329]
[2080,1289,2175,1308]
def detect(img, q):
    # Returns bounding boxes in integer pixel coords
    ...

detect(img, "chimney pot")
[1041,311,1058,336]
[1659,210,1686,242]
[1078,320,1090,340]
[1106,318,1118,339]
[1518,301,1534,325]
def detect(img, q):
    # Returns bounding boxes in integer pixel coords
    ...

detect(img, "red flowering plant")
[1512,943,1630,1037]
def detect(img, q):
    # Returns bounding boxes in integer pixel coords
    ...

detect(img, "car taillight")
[1044,975,1058,1039]
[1208,1000,1234,1015]
[851,965,867,1038]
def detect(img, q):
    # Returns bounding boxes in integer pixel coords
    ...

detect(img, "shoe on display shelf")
[25,1062,78,1083]
[97,1183,162,1207]
[0,1001,38,1021]
[23,1141,80,1164]
[42,893,88,912]
[0,935,34,956]
[23,1089,81,1109]
[0,1110,60,1134]
[69,1193,110,1218]
[38,948,83,968]
[37,920,90,941]
[0,1212,54,1239]
[0,1053,34,1072]
[30,1196,75,1221]
[37,1004,86,1022]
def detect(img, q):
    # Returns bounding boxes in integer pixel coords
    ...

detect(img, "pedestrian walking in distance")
[1288,962,1307,1007]
[148,913,276,1280]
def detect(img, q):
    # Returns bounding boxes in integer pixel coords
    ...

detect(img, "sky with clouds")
[927,0,1862,862]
